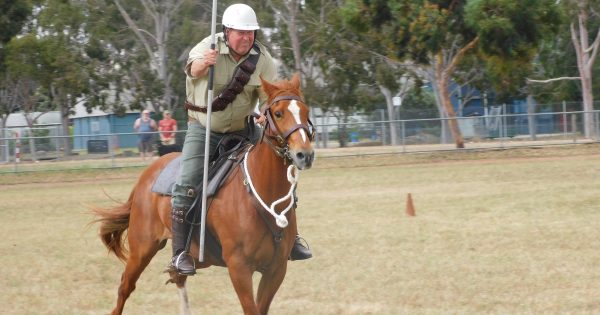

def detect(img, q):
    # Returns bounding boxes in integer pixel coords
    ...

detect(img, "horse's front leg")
[167,271,192,315]
[227,256,259,315]
[256,262,288,315]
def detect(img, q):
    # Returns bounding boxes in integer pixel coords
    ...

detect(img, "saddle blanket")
[151,155,182,195]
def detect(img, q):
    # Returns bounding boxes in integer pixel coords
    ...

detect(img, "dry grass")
[1,144,600,314]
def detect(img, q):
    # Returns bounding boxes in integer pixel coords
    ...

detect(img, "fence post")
[571,114,577,143]
[401,119,406,153]
[562,101,567,138]
[0,128,7,163]
[14,131,20,172]
[500,104,506,147]
[56,133,61,159]
[109,133,116,168]
[379,109,386,145]
[596,110,600,140]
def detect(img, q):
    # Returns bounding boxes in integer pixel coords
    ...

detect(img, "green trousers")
[171,120,257,210]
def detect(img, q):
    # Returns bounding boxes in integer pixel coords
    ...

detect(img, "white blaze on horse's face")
[287,100,307,143]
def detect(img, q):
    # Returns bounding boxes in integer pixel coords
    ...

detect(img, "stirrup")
[290,236,312,261]
[173,251,196,275]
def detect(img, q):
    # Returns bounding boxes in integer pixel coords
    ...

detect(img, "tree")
[568,0,600,138]
[96,0,209,111]
[0,0,32,124]
[529,1,600,138]
[373,61,415,145]
[260,0,384,146]
[345,0,561,148]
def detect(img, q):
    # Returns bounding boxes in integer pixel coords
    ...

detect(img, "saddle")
[151,133,251,197]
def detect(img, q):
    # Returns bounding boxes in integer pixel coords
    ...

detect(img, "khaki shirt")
[185,32,278,133]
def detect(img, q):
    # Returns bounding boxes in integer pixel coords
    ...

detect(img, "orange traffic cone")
[406,193,416,217]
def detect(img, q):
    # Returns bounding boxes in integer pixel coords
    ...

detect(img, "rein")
[242,146,299,228]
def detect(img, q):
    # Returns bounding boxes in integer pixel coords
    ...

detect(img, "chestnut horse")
[93,74,314,315]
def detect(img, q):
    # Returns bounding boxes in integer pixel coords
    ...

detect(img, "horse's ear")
[260,75,277,97]
[290,73,301,89]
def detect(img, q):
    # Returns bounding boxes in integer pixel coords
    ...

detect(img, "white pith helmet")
[222,3,260,31]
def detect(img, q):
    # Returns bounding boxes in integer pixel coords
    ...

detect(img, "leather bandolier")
[184,44,261,113]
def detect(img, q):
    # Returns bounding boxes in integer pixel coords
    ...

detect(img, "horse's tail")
[91,190,134,262]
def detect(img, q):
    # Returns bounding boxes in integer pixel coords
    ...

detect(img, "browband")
[268,95,303,108]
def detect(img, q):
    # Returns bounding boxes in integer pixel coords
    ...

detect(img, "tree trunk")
[27,127,37,162]
[61,97,72,157]
[429,37,479,148]
[0,117,7,162]
[426,66,450,143]
[338,114,348,148]
[114,0,182,109]
[526,94,537,140]
[580,69,595,138]
[284,0,303,74]
[379,85,398,146]
[570,3,600,139]
[435,52,464,148]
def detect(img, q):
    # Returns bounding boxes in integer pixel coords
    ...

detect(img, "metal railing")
[1,109,598,173]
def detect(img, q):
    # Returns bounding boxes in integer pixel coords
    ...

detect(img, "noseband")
[262,95,315,159]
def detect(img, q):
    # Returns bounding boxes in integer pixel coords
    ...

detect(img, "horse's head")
[260,74,315,170]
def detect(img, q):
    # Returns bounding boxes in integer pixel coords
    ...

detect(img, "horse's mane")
[262,74,303,104]
[272,80,302,97]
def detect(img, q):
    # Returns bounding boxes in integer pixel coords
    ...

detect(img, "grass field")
[2,144,600,314]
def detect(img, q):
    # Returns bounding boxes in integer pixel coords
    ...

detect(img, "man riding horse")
[171,3,312,275]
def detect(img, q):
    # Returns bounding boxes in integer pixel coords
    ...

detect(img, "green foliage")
[344,0,563,101]
[529,0,600,105]
[0,0,593,123]
[465,0,562,59]
[0,0,32,81]
[0,0,32,44]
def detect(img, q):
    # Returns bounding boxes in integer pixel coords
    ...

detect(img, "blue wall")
[72,113,141,151]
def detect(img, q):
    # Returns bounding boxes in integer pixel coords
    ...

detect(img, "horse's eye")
[274,111,283,119]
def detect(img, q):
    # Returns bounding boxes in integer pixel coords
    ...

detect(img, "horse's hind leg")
[111,240,162,315]
[256,264,288,315]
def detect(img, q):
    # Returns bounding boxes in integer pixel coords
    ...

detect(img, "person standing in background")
[133,109,157,161]
[158,110,178,145]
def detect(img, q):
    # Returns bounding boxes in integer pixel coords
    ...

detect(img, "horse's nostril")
[296,152,305,160]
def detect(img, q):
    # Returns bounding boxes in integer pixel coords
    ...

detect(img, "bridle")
[261,95,315,160]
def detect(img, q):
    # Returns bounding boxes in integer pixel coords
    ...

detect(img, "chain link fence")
[1,108,599,173]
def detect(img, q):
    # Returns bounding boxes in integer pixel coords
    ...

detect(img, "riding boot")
[289,234,312,261]
[171,207,196,275]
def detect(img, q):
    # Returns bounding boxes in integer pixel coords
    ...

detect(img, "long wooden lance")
[199,0,218,262]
